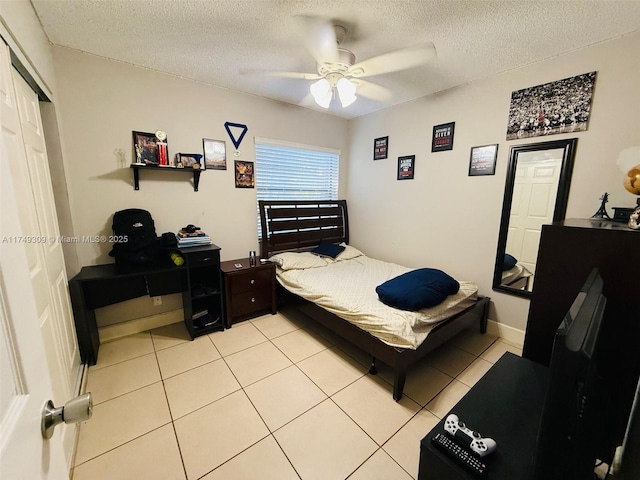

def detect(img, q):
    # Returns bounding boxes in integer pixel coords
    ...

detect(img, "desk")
[418,353,548,479]
[69,244,223,365]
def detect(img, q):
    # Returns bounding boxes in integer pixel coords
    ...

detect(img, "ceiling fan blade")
[239,69,320,80]
[348,42,436,78]
[302,16,339,65]
[352,79,393,102]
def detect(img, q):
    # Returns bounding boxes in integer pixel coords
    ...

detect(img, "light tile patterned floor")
[73,308,521,480]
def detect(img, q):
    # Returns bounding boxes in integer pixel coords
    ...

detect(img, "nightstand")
[220,258,276,327]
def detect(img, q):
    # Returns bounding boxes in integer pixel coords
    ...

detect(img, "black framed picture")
[235,160,254,188]
[373,136,389,160]
[133,131,167,165]
[203,138,226,170]
[397,155,415,180]
[469,144,499,176]
[431,122,455,152]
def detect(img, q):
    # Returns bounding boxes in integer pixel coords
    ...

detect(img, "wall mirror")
[493,138,577,298]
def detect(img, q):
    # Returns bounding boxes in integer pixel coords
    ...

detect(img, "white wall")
[346,32,640,331]
[51,47,349,270]
[0,0,56,96]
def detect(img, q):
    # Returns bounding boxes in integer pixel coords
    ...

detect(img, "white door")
[0,41,69,479]
[11,54,81,459]
[507,153,562,276]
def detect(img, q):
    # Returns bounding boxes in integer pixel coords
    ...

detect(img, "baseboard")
[98,310,183,343]
[486,319,525,348]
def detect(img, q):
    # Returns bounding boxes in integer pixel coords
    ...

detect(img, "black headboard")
[259,200,349,258]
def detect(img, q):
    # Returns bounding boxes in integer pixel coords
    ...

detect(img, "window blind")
[255,140,340,238]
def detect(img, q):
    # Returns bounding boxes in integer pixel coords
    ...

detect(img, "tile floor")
[71,308,522,480]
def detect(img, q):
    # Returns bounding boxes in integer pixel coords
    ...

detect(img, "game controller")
[444,413,497,457]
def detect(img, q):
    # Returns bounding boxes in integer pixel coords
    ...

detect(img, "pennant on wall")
[224,122,248,151]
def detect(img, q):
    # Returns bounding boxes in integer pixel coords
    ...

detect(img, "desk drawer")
[231,290,271,317]
[229,269,272,294]
[186,249,219,267]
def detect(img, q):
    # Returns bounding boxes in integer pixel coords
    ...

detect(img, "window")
[255,137,340,237]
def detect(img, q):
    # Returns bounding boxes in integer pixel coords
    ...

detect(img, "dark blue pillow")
[503,254,518,271]
[312,241,345,259]
[376,268,460,311]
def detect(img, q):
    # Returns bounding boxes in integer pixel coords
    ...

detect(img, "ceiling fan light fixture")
[336,77,357,107]
[310,78,332,108]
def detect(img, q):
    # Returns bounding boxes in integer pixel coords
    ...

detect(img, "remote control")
[444,414,497,457]
[431,432,488,477]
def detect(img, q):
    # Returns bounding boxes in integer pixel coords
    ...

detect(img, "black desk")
[69,258,187,365]
[69,244,223,365]
[418,353,549,479]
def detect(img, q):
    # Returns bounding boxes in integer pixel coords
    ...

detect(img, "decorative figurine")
[591,192,611,220]
[133,144,145,165]
[629,202,640,230]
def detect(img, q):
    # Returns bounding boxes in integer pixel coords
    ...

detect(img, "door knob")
[42,392,93,439]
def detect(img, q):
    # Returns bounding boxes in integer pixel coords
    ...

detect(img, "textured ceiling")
[32,0,640,119]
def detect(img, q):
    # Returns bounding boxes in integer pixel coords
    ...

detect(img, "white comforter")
[276,255,478,349]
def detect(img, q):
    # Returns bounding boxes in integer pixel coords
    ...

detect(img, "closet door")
[12,55,81,409]
[0,42,68,479]
[0,40,70,479]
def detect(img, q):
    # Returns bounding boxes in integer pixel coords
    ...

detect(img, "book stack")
[176,228,212,247]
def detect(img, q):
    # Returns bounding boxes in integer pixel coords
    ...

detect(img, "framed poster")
[373,136,389,160]
[431,122,455,152]
[506,71,596,140]
[203,138,226,170]
[234,160,254,188]
[133,131,167,165]
[397,155,415,180]
[469,144,499,176]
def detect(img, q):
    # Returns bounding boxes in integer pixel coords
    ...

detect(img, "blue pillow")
[312,241,345,259]
[376,268,460,311]
[503,254,518,271]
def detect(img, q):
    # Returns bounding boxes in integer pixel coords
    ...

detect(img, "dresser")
[523,219,639,365]
[523,218,640,457]
[220,258,277,327]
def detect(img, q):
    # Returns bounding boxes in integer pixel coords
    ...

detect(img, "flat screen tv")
[530,268,607,480]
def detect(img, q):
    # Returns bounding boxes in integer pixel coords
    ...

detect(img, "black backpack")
[108,209,160,264]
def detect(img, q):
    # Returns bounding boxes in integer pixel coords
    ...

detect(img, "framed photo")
[397,155,415,180]
[178,153,202,168]
[469,144,499,176]
[133,131,167,165]
[203,138,226,170]
[506,71,596,140]
[373,136,389,160]
[431,122,455,152]
[235,160,254,188]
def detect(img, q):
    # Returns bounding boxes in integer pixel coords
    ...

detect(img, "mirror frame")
[492,138,578,298]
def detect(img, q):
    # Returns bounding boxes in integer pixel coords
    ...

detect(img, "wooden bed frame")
[259,200,490,400]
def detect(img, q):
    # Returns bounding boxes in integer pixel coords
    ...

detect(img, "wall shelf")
[130,164,202,191]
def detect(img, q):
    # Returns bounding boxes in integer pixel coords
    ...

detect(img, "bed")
[501,263,533,290]
[259,199,490,400]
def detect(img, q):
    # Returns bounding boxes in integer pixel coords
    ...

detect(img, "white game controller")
[444,413,497,457]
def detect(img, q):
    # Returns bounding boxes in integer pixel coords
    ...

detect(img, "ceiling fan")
[254,17,437,109]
